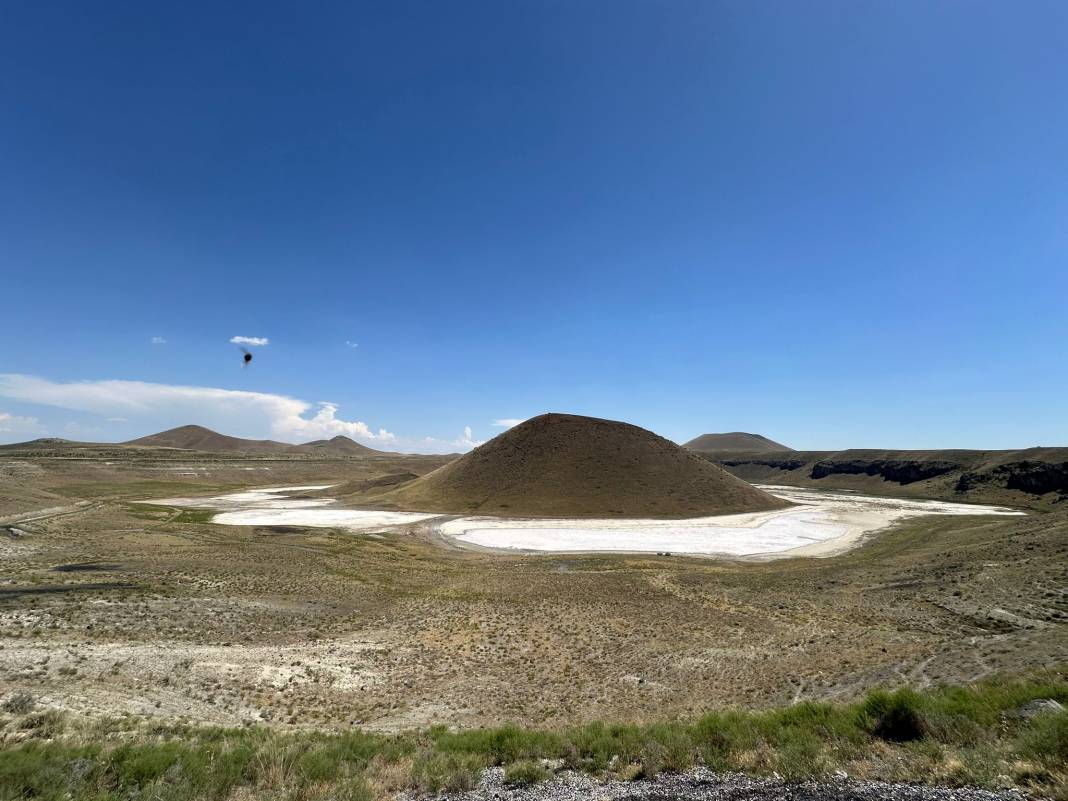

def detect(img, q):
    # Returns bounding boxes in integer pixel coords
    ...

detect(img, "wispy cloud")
[0,410,42,436]
[421,425,484,452]
[492,418,526,428]
[151,336,166,345]
[0,374,393,444]
[230,336,269,346]
[344,341,359,349]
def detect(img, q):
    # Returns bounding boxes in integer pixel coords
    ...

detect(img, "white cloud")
[0,410,42,438]
[0,375,505,455]
[290,402,395,442]
[419,425,484,453]
[151,336,166,345]
[345,341,359,349]
[492,418,526,428]
[230,336,269,346]
[0,374,393,445]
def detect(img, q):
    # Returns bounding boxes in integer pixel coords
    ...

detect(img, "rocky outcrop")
[810,460,959,485]
[957,461,1068,497]
[720,457,807,471]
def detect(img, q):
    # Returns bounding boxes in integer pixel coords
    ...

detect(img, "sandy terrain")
[1,452,1065,735]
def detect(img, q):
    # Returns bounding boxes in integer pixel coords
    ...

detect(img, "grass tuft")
[503,759,551,786]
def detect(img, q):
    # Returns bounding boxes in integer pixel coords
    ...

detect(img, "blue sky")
[2,1,1066,452]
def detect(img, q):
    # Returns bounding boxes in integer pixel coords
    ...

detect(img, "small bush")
[773,733,827,781]
[0,743,98,799]
[299,745,344,783]
[337,776,374,801]
[110,742,185,786]
[3,692,35,714]
[1019,711,1068,763]
[365,753,414,796]
[862,689,927,742]
[638,725,695,776]
[19,710,66,739]
[693,711,754,769]
[410,750,487,794]
[564,723,626,772]
[637,740,667,778]
[920,710,985,746]
[433,723,563,764]
[503,759,550,786]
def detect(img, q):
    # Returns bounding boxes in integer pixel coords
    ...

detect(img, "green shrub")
[503,759,550,786]
[563,722,647,772]
[861,689,927,742]
[299,745,343,783]
[638,725,695,776]
[432,724,563,764]
[410,750,487,794]
[109,742,185,786]
[0,743,96,801]
[1019,711,1068,763]
[772,732,827,781]
[562,724,617,771]
[919,710,985,746]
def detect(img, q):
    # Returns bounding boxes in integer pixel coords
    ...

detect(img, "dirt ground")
[1,453,1067,733]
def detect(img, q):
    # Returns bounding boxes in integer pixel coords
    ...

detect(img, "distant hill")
[2,425,413,457]
[123,426,400,456]
[0,437,95,451]
[124,425,299,454]
[684,432,793,453]
[297,435,395,457]
[368,412,789,518]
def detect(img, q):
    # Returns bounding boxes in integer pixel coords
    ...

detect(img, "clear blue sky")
[2,1,1066,451]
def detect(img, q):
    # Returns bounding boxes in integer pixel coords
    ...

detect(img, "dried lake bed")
[148,484,1026,559]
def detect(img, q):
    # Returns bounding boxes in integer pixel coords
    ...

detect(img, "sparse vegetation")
[503,759,551,786]
[1,693,34,715]
[171,509,216,524]
[2,453,1067,799]
[0,675,1066,799]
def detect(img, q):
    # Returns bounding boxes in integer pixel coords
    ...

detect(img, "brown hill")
[684,432,793,453]
[297,435,395,457]
[369,413,789,518]
[124,425,299,454]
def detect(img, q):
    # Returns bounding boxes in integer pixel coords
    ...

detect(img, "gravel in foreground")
[420,767,1027,801]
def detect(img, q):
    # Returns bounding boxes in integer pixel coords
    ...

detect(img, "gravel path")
[419,768,1026,801]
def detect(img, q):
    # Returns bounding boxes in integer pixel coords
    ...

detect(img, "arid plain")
[2,423,1067,736]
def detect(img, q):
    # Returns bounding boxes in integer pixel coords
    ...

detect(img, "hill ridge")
[684,432,793,453]
[369,412,788,518]
[124,425,298,454]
